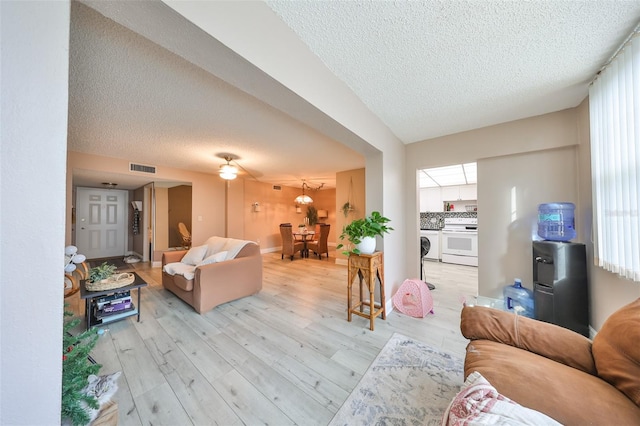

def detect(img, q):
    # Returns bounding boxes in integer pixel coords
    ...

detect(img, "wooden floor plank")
[213,369,297,426]
[142,328,242,425]
[70,250,478,425]
[155,314,235,383]
[109,319,168,398]
[133,382,193,425]
[90,325,142,426]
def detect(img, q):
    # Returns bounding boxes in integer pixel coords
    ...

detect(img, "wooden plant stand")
[347,251,386,331]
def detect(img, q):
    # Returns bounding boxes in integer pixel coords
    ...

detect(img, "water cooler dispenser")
[533,241,589,337]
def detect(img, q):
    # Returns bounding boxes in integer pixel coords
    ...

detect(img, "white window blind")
[589,33,640,282]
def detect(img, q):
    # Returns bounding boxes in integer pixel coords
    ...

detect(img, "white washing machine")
[420,229,440,261]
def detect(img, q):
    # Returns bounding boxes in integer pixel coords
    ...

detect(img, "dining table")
[293,230,315,258]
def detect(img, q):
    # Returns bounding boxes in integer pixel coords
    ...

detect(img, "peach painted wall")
[241,179,336,251]
[66,151,225,247]
[335,168,366,263]
[155,187,169,250]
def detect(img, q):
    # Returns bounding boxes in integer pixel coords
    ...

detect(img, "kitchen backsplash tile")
[420,211,477,230]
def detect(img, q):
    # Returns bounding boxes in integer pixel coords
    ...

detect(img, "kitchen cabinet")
[442,184,477,201]
[420,187,443,212]
[421,184,478,212]
[441,186,461,201]
[459,184,477,200]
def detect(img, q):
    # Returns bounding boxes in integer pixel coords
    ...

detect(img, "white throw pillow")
[197,251,228,266]
[181,245,208,266]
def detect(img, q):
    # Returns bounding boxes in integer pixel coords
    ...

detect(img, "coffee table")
[80,272,148,330]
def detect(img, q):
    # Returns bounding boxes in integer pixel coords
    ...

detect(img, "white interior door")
[76,187,127,259]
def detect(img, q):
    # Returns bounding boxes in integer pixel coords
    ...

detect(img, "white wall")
[1,1,70,423]
[405,108,578,281]
[478,147,578,297]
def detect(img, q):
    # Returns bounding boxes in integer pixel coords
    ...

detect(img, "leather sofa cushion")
[592,297,640,406]
[465,339,640,425]
[460,305,596,374]
[171,274,194,292]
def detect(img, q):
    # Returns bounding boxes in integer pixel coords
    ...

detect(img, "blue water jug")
[538,202,576,242]
[503,279,534,318]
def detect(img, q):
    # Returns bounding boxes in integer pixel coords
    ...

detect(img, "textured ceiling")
[69,1,640,190]
[69,1,363,189]
[266,0,640,142]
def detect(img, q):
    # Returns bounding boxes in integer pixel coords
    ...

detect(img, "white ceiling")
[267,1,640,142]
[68,1,640,190]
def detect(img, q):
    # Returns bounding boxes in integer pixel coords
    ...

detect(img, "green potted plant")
[306,206,319,226]
[341,201,354,217]
[88,262,117,283]
[337,211,393,255]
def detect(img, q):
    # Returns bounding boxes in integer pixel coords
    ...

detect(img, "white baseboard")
[260,246,282,254]
[589,325,597,340]
[385,298,394,314]
[152,261,162,268]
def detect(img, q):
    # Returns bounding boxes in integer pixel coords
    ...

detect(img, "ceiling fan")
[215,153,261,181]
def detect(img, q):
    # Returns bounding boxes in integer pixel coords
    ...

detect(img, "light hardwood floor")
[67,250,478,425]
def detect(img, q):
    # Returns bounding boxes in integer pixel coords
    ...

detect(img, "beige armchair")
[280,223,304,260]
[307,223,330,259]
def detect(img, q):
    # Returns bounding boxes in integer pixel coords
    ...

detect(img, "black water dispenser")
[533,241,589,337]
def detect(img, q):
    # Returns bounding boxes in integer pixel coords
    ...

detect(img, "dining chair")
[177,222,192,249]
[307,223,330,259]
[280,223,304,260]
[311,223,321,241]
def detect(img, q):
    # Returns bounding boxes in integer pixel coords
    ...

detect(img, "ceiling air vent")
[272,185,282,191]
[129,163,156,174]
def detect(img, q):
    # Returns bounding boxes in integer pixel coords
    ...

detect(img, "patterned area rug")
[329,333,464,426]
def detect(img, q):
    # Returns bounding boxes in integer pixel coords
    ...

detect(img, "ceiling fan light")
[219,163,238,180]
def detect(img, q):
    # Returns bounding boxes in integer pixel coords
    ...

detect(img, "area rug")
[329,333,464,426]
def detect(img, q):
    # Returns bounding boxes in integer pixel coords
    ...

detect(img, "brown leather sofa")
[161,240,262,314]
[460,298,640,425]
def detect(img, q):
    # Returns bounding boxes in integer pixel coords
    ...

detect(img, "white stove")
[442,217,478,232]
[442,217,478,266]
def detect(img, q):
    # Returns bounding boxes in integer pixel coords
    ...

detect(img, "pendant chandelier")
[294,181,324,204]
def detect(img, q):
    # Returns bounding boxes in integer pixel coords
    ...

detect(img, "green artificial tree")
[306,205,319,226]
[61,308,101,425]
